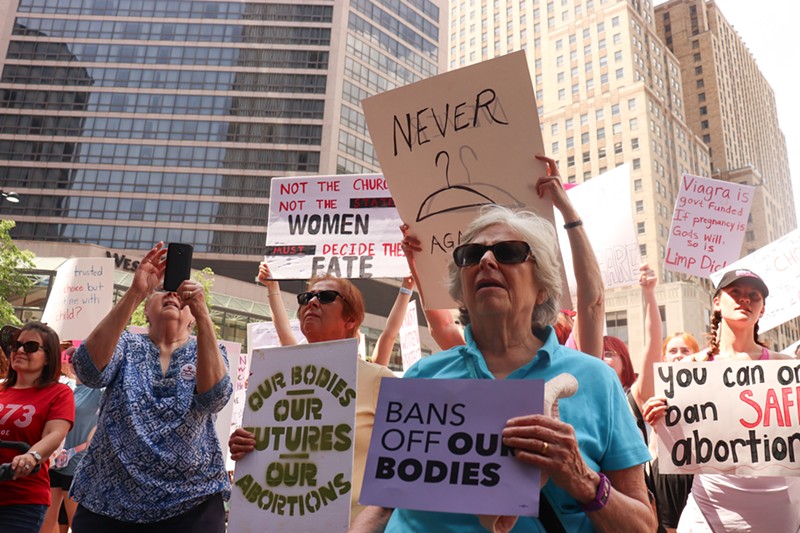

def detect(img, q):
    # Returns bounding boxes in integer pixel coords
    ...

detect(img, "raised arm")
[535,155,604,357]
[83,243,167,370]
[400,225,465,350]
[372,276,414,367]
[630,265,662,408]
[258,262,297,346]
[177,278,227,395]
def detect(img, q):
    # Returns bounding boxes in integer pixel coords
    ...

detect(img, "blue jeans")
[0,504,48,532]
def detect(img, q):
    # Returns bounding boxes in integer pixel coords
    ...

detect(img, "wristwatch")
[27,450,42,464]
[581,472,611,512]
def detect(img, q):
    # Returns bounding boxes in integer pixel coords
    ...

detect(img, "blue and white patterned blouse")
[71,331,232,523]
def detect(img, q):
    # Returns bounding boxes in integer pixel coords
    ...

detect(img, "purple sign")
[360,378,544,516]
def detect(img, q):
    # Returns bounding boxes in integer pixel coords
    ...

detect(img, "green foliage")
[0,220,35,326]
[128,267,217,334]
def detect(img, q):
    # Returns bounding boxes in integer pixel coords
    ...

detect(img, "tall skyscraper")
[448,0,729,354]
[655,0,798,349]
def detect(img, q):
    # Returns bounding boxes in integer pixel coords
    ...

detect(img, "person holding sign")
[644,269,800,532]
[0,322,74,533]
[400,155,605,358]
[69,243,232,532]
[355,206,654,532]
[229,263,396,523]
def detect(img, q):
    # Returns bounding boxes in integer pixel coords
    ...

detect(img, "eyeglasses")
[452,241,533,268]
[9,340,44,354]
[297,290,345,306]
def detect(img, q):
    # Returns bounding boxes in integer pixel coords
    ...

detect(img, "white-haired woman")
[354,206,655,532]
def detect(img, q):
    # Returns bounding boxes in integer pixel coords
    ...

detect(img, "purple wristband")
[580,472,611,512]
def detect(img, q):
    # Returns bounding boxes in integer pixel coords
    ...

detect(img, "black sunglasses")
[297,290,345,306]
[9,340,45,354]
[453,240,533,267]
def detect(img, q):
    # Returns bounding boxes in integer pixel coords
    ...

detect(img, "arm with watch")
[10,418,72,480]
[534,154,605,359]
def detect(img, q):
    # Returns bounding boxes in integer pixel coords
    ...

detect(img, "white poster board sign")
[665,174,754,278]
[399,300,422,370]
[654,361,800,476]
[363,51,552,309]
[41,257,115,341]
[710,228,800,332]
[247,320,306,351]
[555,165,641,291]
[229,339,359,532]
[265,174,407,279]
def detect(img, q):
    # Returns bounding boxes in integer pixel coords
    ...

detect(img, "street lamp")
[1,191,20,204]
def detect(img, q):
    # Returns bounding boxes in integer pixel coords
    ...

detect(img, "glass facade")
[0,0,441,266]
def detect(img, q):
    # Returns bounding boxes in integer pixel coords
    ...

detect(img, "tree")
[0,220,35,326]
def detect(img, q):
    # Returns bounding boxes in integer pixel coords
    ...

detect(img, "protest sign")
[665,174,754,278]
[362,51,552,309]
[555,164,641,290]
[399,300,422,371]
[654,361,800,476]
[710,229,800,332]
[229,339,359,532]
[41,257,114,340]
[360,378,544,515]
[248,320,306,351]
[265,174,407,279]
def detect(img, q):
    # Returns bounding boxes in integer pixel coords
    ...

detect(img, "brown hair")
[3,322,62,389]
[306,275,365,338]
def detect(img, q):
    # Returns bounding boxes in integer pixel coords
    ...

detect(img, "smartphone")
[163,243,193,292]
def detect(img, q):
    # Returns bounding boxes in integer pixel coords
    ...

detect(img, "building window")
[700,106,708,115]
[631,138,640,149]
[634,178,642,191]
[636,200,644,213]
[640,243,647,257]
[606,311,628,344]
[633,158,641,169]
[568,155,575,166]
[614,141,623,154]
[637,221,645,234]
[583,151,591,163]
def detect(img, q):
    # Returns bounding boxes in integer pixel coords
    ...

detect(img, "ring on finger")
[541,441,549,456]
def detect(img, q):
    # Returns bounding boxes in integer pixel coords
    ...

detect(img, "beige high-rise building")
[655,0,798,350]
[447,0,731,360]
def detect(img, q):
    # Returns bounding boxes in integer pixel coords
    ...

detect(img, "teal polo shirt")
[386,325,650,533]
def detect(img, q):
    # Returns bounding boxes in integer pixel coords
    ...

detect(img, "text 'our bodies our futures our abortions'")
[361,378,544,517]
[228,340,358,533]
[265,174,408,280]
[665,174,754,278]
[655,361,800,477]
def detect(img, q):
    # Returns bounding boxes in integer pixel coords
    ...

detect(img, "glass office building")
[0,0,444,266]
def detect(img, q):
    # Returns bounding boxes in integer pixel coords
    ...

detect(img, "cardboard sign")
[248,320,307,352]
[360,378,544,515]
[399,300,422,370]
[362,51,551,309]
[41,258,115,340]
[708,229,800,332]
[229,339,359,532]
[265,174,407,279]
[655,361,800,476]
[555,165,641,291]
[665,174,754,278]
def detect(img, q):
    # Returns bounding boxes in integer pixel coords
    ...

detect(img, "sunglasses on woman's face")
[9,340,44,354]
[452,240,533,268]
[296,290,344,306]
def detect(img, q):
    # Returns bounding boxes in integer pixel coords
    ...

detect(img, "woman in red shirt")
[0,322,74,533]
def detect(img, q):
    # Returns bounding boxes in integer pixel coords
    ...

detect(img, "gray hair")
[448,205,563,331]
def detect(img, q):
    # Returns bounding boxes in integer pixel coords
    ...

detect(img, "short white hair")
[448,205,563,331]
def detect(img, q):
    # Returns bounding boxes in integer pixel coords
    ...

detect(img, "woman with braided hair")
[643,268,800,532]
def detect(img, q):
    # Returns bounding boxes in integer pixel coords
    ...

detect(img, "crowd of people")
[1,157,798,532]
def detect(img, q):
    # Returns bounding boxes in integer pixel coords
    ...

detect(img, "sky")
[665,0,800,226]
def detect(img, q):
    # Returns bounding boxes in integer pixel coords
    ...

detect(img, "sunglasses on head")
[9,340,44,354]
[297,290,345,306]
[452,240,533,267]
